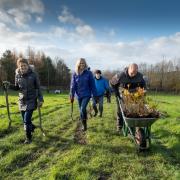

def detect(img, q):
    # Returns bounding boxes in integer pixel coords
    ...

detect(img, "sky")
[0,0,180,70]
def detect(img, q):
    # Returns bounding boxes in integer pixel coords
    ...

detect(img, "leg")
[80,97,90,131]
[115,96,123,131]
[98,96,104,117]
[92,97,98,117]
[22,110,34,143]
[77,98,83,120]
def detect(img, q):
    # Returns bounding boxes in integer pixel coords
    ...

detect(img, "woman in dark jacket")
[70,58,97,131]
[3,58,44,144]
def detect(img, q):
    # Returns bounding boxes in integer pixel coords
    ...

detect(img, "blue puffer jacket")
[70,69,97,99]
[94,76,110,96]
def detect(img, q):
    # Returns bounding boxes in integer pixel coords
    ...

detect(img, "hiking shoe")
[116,126,122,132]
[24,139,32,144]
[82,120,87,131]
[93,106,98,117]
[31,124,36,132]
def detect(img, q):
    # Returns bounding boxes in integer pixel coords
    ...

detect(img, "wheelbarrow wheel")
[135,128,147,150]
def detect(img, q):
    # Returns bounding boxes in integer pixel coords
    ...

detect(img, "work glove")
[70,97,74,103]
[105,90,110,98]
[38,101,43,107]
[2,81,10,91]
[94,96,99,103]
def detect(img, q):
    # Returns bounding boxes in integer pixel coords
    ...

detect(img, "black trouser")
[115,96,123,128]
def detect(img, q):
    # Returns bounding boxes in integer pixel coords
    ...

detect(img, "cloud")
[75,25,94,37]
[0,4,180,70]
[109,29,116,36]
[0,0,44,14]
[0,0,44,28]
[1,19,180,70]
[0,9,13,24]
[58,6,83,26]
[56,6,95,44]
[8,8,31,28]
[36,16,43,23]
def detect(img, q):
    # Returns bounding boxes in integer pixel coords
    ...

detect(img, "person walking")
[3,58,44,143]
[70,58,97,131]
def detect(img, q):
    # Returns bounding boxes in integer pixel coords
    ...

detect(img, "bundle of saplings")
[121,87,160,118]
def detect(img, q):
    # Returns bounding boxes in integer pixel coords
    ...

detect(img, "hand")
[106,90,110,98]
[2,81,10,90]
[94,96,99,103]
[38,101,43,107]
[70,97,74,103]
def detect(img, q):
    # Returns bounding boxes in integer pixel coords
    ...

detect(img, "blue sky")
[0,0,180,70]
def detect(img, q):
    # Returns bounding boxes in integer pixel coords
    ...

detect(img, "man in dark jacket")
[110,63,146,131]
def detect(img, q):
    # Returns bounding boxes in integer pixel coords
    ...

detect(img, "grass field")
[0,91,179,180]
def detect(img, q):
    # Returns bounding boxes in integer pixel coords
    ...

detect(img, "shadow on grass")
[2,119,75,174]
[147,129,180,166]
[0,126,20,138]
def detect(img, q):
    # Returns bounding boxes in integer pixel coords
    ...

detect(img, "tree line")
[0,48,71,91]
[103,58,180,93]
[1,48,180,93]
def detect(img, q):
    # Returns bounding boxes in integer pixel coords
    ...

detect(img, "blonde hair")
[17,58,29,68]
[75,58,88,75]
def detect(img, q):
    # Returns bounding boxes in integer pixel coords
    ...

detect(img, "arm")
[2,75,19,91]
[70,73,76,99]
[104,79,111,96]
[89,71,97,97]
[110,73,121,97]
[34,73,44,102]
[141,78,146,89]
[10,74,20,90]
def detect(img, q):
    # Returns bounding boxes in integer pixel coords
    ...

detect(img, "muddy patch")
[74,121,87,145]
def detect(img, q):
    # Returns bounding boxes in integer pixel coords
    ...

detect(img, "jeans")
[21,110,34,139]
[78,97,90,120]
[92,95,104,113]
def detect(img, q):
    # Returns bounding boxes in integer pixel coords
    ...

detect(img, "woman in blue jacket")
[70,58,97,131]
[92,70,110,117]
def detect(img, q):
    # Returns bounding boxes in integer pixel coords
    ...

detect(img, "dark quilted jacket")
[13,68,44,111]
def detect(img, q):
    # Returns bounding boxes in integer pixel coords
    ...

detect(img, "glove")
[2,81,10,90]
[38,101,43,107]
[94,96,99,103]
[114,90,120,98]
[70,97,74,103]
[106,90,110,98]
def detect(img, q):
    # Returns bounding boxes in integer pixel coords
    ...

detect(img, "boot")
[116,117,123,132]
[99,107,103,118]
[24,127,32,144]
[31,123,36,133]
[99,110,103,117]
[24,138,32,144]
[82,119,87,131]
[93,106,98,117]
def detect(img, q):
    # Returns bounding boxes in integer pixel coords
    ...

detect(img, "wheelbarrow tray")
[123,116,158,127]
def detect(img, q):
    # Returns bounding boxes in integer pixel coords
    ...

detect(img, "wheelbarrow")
[117,97,159,152]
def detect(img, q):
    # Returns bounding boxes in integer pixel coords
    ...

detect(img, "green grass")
[0,91,179,180]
